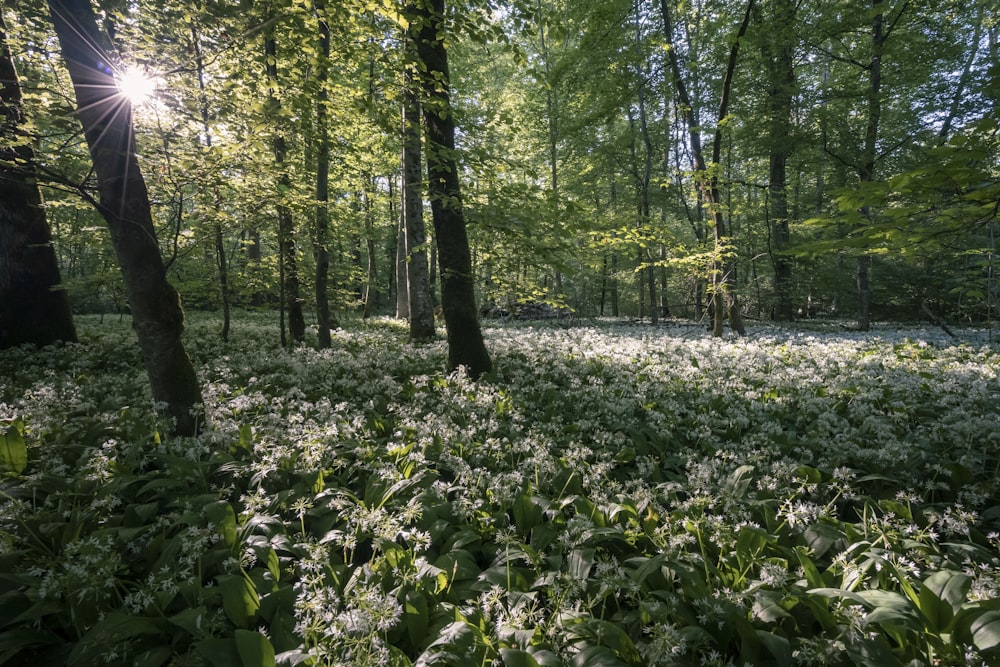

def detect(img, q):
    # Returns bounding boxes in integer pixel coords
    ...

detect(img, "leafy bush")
[1,315,998,665]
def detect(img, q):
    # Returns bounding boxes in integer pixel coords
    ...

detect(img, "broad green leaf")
[499,648,542,667]
[235,629,275,667]
[405,590,429,649]
[570,645,632,666]
[971,610,1000,652]
[755,630,792,667]
[0,420,27,475]
[169,606,210,637]
[919,570,971,632]
[196,638,241,667]
[205,500,238,547]
[218,572,260,628]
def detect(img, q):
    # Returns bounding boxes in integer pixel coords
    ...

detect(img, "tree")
[660,0,751,336]
[759,0,796,321]
[314,0,336,347]
[0,8,77,349]
[264,25,306,346]
[401,11,436,341]
[411,0,491,377]
[46,0,203,435]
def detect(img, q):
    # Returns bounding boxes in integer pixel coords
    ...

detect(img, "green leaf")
[971,610,1000,652]
[169,606,210,637]
[235,629,275,667]
[218,572,260,628]
[196,638,242,667]
[919,570,971,632]
[499,648,542,667]
[570,645,632,666]
[405,590,429,650]
[205,500,238,548]
[0,420,27,475]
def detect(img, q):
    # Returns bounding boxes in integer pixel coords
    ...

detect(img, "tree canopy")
[1,0,996,333]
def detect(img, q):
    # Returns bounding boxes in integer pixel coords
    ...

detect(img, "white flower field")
[1,315,998,666]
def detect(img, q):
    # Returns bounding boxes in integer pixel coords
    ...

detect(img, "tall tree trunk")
[395,212,410,318]
[46,0,203,435]
[763,0,795,321]
[400,43,435,340]
[314,0,335,347]
[361,187,378,319]
[633,1,658,324]
[1,9,77,348]
[265,30,305,344]
[192,23,230,341]
[661,0,751,336]
[855,0,888,331]
[536,0,563,300]
[411,0,490,377]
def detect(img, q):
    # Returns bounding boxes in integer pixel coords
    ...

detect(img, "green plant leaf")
[205,500,238,548]
[218,572,260,628]
[235,629,276,667]
[971,610,1000,652]
[499,648,542,667]
[919,570,971,632]
[0,420,27,475]
[196,638,242,667]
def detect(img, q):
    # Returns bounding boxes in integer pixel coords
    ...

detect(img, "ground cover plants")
[1,313,999,666]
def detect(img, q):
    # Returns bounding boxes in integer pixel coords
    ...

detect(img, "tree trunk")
[400,47,435,340]
[661,0,751,336]
[763,0,795,321]
[265,31,305,344]
[395,213,410,318]
[192,24,230,341]
[855,0,887,331]
[362,187,378,319]
[411,0,490,377]
[47,0,203,435]
[1,10,77,348]
[633,2,658,324]
[314,0,335,347]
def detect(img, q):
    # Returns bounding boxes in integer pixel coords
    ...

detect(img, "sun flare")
[115,66,158,106]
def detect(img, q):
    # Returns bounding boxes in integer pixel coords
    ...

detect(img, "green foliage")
[1,315,999,664]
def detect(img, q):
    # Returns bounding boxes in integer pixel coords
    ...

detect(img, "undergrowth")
[1,314,998,666]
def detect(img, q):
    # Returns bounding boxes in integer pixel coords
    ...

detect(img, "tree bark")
[762,0,795,321]
[314,0,335,347]
[855,0,888,331]
[265,30,305,344]
[46,0,203,435]
[400,42,435,340]
[361,186,378,319]
[192,24,230,341]
[661,0,751,336]
[1,9,77,349]
[412,0,491,377]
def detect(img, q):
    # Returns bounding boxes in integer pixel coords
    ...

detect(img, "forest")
[1,0,999,665]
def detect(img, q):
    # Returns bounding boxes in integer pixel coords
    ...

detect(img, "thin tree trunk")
[395,212,410,318]
[192,24,230,341]
[314,0,335,347]
[633,1,658,324]
[265,30,305,344]
[400,44,435,340]
[412,0,490,377]
[362,187,378,319]
[47,0,203,435]
[661,0,751,336]
[1,9,77,348]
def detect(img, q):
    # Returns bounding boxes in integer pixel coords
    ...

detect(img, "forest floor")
[1,313,999,666]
